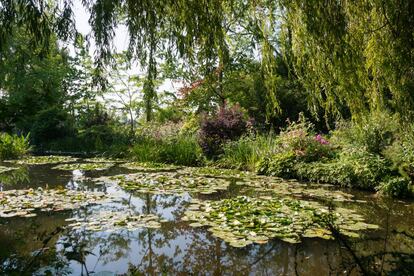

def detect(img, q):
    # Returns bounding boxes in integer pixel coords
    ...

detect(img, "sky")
[68,0,181,109]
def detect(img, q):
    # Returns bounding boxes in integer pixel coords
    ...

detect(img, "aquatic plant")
[52,162,114,171]
[84,157,125,163]
[218,134,279,171]
[183,196,378,247]
[239,176,356,202]
[0,188,109,218]
[180,166,253,178]
[119,162,181,172]
[97,172,231,195]
[6,155,78,165]
[66,211,163,232]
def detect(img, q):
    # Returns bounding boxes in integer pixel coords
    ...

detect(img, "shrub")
[218,134,279,171]
[30,107,74,145]
[295,147,391,189]
[180,115,200,136]
[0,133,30,160]
[294,161,355,186]
[331,112,398,155]
[376,177,413,198]
[383,123,414,180]
[278,115,333,162]
[257,150,297,178]
[198,104,248,158]
[256,115,333,179]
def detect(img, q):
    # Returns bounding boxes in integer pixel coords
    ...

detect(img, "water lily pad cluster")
[119,162,181,172]
[183,196,378,247]
[6,155,78,165]
[52,162,114,171]
[0,166,18,174]
[84,157,125,163]
[66,211,163,232]
[0,188,109,218]
[180,167,253,178]
[102,172,231,195]
[239,176,355,202]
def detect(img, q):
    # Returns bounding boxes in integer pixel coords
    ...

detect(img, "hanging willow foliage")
[280,0,414,120]
[1,0,413,121]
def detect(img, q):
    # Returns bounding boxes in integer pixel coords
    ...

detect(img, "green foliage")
[383,124,414,180]
[282,1,414,119]
[0,133,30,160]
[154,106,185,124]
[377,177,413,198]
[129,135,203,166]
[0,30,72,134]
[278,116,333,162]
[331,113,398,154]
[130,122,203,166]
[219,134,278,171]
[179,115,201,136]
[257,151,297,179]
[30,107,74,145]
[295,147,391,190]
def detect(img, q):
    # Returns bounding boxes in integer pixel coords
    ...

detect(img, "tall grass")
[129,135,203,166]
[218,134,279,171]
[0,133,30,160]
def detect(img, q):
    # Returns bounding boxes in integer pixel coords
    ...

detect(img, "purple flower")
[315,134,329,145]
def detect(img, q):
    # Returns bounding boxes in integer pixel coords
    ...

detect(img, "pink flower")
[315,134,329,145]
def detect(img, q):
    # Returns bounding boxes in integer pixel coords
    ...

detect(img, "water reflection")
[0,161,413,275]
[0,166,29,191]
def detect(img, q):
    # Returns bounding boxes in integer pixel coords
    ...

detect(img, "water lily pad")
[84,157,125,163]
[240,176,355,202]
[0,188,109,218]
[52,162,114,171]
[95,172,231,195]
[66,211,163,232]
[184,196,378,247]
[119,162,181,171]
[179,167,253,178]
[6,155,78,165]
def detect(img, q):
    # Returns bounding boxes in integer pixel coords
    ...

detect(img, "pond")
[0,157,413,275]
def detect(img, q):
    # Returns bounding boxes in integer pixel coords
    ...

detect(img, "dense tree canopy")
[1,0,413,123]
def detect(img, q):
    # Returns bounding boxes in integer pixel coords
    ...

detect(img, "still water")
[0,159,413,275]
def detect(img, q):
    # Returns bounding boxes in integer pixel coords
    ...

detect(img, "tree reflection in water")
[0,164,413,275]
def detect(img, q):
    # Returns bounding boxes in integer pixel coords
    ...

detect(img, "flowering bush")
[198,104,248,158]
[314,134,329,145]
[278,115,332,162]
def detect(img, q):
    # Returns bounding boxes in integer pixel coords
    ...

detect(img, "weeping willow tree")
[279,0,414,121]
[1,0,413,122]
[0,0,232,121]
